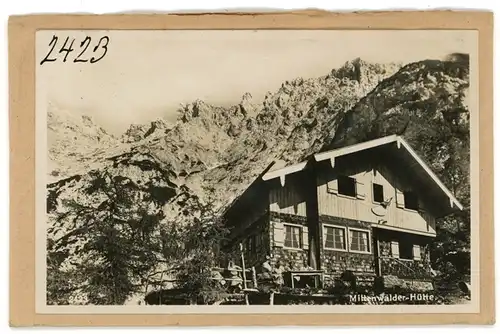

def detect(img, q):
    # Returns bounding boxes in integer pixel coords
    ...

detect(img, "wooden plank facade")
[316,158,437,235]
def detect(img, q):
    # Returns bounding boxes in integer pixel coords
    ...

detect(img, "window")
[338,176,356,197]
[404,191,419,210]
[291,273,322,289]
[372,183,384,203]
[324,226,346,250]
[284,224,302,248]
[399,241,413,260]
[349,229,370,253]
[392,236,420,260]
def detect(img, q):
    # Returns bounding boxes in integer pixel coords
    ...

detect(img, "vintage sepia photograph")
[35,29,478,311]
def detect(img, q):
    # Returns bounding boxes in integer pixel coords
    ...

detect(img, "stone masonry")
[269,212,310,271]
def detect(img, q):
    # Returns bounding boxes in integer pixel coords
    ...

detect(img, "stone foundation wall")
[322,250,375,276]
[379,239,392,257]
[269,212,310,270]
[229,211,435,292]
[319,215,373,230]
[318,215,376,281]
[249,213,271,268]
[270,247,309,271]
[229,212,270,269]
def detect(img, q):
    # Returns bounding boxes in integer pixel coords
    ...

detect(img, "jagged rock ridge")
[47,103,122,182]
[46,56,470,305]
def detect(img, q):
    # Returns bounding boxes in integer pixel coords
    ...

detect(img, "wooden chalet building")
[222,135,463,291]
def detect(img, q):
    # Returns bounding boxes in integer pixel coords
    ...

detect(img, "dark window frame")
[338,175,357,197]
[372,183,384,203]
[399,240,414,260]
[403,191,419,210]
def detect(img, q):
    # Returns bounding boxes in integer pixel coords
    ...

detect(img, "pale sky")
[36,30,477,134]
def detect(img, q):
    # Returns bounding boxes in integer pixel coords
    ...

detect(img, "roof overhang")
[262,161,307,187]
[371,223,436,237]
[261,135,464,215]
[314,135,399,167]
[314,135,464,213]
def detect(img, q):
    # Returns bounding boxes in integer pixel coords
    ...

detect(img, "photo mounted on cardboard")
[8,10,493,326]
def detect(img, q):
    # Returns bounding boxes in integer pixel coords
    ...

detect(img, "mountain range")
[46,55,470,305]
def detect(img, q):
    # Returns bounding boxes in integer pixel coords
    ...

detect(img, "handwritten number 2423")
[40,35,109,65]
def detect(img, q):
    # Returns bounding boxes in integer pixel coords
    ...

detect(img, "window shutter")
[391,241,400,258]
[356,179,366,199]
[396,189,405,208]
[302,227,309,250]
[273,222,284,247]
[361,231,369,252]
[327,179,338,194]
[413,244,421,260]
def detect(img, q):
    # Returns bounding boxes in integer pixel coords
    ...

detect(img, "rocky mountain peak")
[47,104,120,182]
[239,92,255,116]
[329,58,402,92]
[45,57,471,305]
[122,118,174,143]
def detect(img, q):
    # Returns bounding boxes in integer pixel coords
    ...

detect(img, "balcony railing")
[379,256,432,280]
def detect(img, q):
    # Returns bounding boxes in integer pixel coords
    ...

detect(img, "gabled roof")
[262,135,464,214]
[314,135,400,163]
